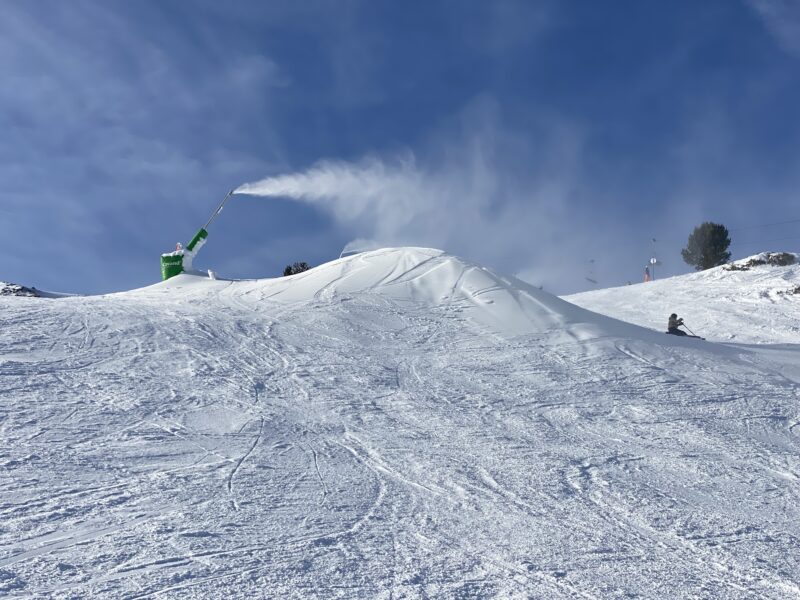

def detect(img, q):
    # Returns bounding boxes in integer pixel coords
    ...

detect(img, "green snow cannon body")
[160,253,184,280]
[159,190,232,281]
[159,228,208,281]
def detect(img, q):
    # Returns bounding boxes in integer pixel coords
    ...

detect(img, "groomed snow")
[1,248,799,598]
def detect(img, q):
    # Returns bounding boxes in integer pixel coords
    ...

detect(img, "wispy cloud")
[747,0,800,57]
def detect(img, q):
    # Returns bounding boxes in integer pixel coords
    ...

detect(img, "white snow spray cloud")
[232,145,534,266]
[234,155,428,234]
[233,148,602,293]
[231,102,631,294]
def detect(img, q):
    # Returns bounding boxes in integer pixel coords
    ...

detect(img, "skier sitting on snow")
[667,313,686,336]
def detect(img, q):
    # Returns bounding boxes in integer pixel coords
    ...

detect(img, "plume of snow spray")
[233,156,425,228]
[230,128,601,294]
[230,149,579,289]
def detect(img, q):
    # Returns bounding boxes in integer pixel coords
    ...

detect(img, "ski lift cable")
[735,235,800,247]
[729,217,800,232]
[645,217,800,245]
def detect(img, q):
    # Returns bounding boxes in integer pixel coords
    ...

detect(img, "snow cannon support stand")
[160,190,233,281]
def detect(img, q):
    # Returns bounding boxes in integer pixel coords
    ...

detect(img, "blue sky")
[2,0,799,294]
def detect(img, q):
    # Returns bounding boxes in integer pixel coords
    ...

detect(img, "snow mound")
[566,251,800,344]
[139,247,664,342]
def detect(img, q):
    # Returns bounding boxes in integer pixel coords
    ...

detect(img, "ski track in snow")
[1,247,799,598]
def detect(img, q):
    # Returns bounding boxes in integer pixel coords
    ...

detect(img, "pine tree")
[681,222,731,270]
[283,262,311,276]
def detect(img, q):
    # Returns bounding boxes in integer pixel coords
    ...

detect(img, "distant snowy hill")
[0,281,39,297]
[2,248,799,598]
[566,252,800,344]
[0,281,74,299]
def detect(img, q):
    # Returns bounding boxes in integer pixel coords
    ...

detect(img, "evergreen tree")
[681,222,731,270]
[283,262,311,276]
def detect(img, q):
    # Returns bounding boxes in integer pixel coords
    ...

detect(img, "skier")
[666,313,704,339]
[667,313,685,335]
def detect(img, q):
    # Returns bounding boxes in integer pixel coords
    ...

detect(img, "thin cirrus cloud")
[747,0,800,57]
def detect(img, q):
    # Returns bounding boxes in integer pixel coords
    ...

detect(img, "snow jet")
[233,154,488,263]
[233,156,426,230]
[234,156,418,201]
[231,151,585,291]
[232,149,518,264]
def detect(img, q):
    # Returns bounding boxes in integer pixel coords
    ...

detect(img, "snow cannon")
[160,190,234,281]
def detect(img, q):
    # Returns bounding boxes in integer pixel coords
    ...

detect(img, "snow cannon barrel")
[186,228,208,254]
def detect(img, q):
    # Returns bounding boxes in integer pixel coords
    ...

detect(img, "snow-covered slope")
[2,248,799,598]
[566,252,800,344]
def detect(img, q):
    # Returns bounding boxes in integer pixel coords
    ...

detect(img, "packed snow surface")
[566,252,800,345]
[2,248,799,598]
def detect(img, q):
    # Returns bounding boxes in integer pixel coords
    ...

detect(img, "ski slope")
[566,252,800,345]
[1,247,799,598]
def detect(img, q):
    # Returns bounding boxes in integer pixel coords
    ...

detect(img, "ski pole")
[682,323,699,337]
